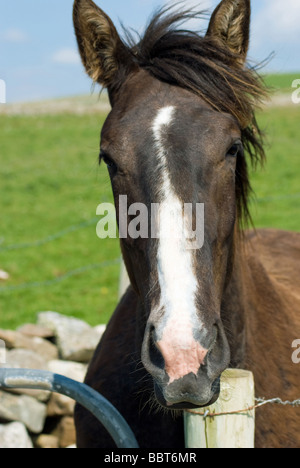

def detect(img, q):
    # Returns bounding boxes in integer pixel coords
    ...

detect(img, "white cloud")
[52,48,81,65]
[2,28,29,43]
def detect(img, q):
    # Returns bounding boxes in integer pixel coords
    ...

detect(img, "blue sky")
[0,0,299,103]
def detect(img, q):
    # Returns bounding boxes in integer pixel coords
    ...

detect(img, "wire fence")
[253,193,300,203]
[0,191,299,295]
[1,198,299,442]
[0,215,120,294]
[186,397,300,419]
[0,216,99,253]
[0,259,121,293]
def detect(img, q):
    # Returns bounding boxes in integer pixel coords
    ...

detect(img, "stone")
[0,329,20,349]
[47,360,87,382]
[26,336,58,361]
[37,312,103,362]
[37,311,90,336]
[3,349,51,401]
[0,313,106,447]
[53,416,76,448]
[47,392,75,417]
[17,323,54,339]
[47,360,87,416]
[5,348,48,370]
[0,422,33,448]
[62,327,102,362]
[0,390,47,434]
[0,329,58,360]
[34,434,59,449]
[94,324,106,337]
[0,340,5,366]
[0,270,9,281]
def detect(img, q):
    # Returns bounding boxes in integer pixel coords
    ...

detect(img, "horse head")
[73,0,266,409]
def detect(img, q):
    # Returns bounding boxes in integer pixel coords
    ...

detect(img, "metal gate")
[0,368,139,448]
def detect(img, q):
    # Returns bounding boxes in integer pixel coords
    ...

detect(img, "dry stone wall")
[0,312,106,448]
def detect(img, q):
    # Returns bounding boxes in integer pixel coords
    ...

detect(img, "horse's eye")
[100,151,117,171]
[104,156,117,169]
[227,142,242,158]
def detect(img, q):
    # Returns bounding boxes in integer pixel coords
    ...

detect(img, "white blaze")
[152,106,201,352]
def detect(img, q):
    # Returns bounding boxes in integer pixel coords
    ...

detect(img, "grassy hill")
[263,72,300,94]
[0,74,299,329]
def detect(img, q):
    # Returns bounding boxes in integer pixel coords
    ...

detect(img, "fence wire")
[0,191,299,294]
[0,258,120,293]
[0,215,121,294]
[253,193,300,203]
[186,397,300,419]
[0,216,98,253]
[255,397,300,409]
[1,192,299,253]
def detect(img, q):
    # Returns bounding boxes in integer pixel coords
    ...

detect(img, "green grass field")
[263,72,300,94]
[0,114,120,329]
[0,74,299,329]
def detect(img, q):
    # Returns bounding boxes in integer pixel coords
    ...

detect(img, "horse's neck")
[221,234,249,368]
[222,230,291,369]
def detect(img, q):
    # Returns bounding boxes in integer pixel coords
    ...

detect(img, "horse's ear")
[206,0,250,65]
[73,0,134,92]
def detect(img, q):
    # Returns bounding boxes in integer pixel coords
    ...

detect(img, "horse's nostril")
[141,323,167,383]
[149,328,165,371]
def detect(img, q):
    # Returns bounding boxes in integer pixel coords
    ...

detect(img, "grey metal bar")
[0,368,139,448]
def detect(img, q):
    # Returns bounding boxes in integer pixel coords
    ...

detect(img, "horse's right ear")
[73,0,134,92]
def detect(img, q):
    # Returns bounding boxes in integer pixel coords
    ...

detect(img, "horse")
[73,0,300,448]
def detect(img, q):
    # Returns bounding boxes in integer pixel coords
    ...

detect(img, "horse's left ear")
[73,0,135,95]
[206,0,251,65]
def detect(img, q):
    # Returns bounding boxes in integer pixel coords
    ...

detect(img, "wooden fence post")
[184,369,255,449]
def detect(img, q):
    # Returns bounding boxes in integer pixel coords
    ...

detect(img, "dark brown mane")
[122,5,268,224]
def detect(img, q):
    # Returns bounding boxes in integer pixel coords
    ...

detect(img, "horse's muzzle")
[154,375,221,409]
[141,319,230,409]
